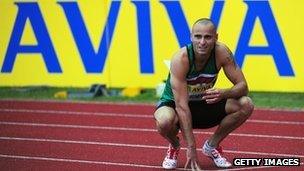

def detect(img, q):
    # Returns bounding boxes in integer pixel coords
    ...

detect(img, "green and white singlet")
[160,43,219,102]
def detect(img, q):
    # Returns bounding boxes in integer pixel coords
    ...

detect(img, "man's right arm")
[170,48,201,170]
[170,49,196,150]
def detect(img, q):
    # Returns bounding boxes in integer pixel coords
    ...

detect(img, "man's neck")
[195,52,210,63]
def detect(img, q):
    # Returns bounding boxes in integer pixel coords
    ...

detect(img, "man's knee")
[155,119,173,136]
[239,96,254,118]
[154,107,177,135]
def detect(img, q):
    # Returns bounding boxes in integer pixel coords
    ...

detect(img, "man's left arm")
[221,46,248,98]
[203,45,248,104]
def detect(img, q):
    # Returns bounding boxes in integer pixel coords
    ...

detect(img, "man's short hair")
[193,18,217,31]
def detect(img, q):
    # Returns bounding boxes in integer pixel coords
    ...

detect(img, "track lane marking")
[1,99,303,113]
[1,154,302,170]
[0,154,163,169]
[1,121,304,141]
[1,136,303,158]
[1,108,303,125]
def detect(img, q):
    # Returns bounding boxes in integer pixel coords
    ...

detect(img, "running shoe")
[202,140,232,168]
[162,139,180,169]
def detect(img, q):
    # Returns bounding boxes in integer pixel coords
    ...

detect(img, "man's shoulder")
[178,46,188,56]
[170,47,190,74]
[172,46,188,62]
[215,42,231,54]
[215,42,234,59]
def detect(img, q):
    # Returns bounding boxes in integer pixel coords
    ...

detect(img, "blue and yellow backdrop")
[1,0,303,92]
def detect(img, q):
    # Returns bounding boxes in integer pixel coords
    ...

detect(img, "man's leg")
[201,96,253,168]
[154,106,179,148]
[154,106,181,169]
[207,96,254,147]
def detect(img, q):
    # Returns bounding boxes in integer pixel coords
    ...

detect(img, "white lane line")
[0,121,303,140]
[0,154,163,169]
[1,99,303,112]
[0,108,152,118]
[1,154,302,171]
[1,136,303,158]
[1,108,303,125]
[247,119,304,125]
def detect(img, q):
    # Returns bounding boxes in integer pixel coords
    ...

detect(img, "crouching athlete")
[154,18,254,170]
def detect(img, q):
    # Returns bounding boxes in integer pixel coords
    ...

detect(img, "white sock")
[206,140,216,149]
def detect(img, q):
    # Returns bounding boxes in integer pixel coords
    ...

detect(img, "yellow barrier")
[0,0,303,92]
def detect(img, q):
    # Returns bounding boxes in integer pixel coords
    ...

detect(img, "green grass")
[0,86,303,110]
[248,92,304,110]
[0,86,159,103]
[0,86,62,100]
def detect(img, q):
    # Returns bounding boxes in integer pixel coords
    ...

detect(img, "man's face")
[191,23,218,56]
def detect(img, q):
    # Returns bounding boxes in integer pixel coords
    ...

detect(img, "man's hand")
[184,147,202,171]
[202,88,224,104]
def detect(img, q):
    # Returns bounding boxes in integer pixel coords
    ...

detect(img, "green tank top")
[160,43,219,102]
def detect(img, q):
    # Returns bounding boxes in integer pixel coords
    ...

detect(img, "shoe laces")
[204,142,231,167]
[215,146,223,154]
[210,146,224,159]
[213,150,230,167]
[166,144,180,160]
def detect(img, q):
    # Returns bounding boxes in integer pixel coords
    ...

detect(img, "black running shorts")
[156,99,227,129]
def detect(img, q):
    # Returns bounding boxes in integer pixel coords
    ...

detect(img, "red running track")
[0,100,303,170]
